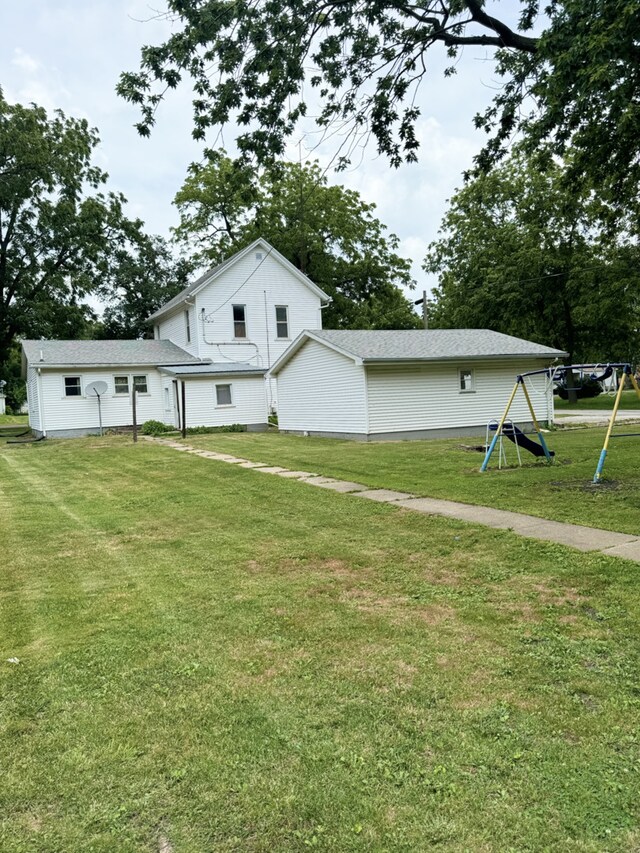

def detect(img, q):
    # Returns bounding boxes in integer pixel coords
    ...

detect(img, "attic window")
[255,252,263,260]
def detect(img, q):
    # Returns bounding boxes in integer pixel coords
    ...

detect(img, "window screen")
[216,384,232,405]
[275,305,289,338]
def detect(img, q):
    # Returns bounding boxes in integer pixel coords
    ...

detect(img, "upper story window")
[459,369,475,393]
[64,376,82,397]
[185,310,191,343]
[233,304,247,338]
[275,305,289,339]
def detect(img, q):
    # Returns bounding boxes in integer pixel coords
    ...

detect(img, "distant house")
[270,329,568,440]
[21,239,331,438]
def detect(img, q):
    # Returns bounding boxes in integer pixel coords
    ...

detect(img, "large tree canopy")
[118,1,640,211]
[173,155,421,329]
[0,93,185,372]
[425,151,640,363]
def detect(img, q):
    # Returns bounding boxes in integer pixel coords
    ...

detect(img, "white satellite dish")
[85,381,109,435]
[85,381,108,398]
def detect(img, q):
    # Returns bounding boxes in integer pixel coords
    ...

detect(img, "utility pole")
[414,290,429,329]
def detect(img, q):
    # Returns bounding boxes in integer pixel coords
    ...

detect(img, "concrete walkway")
[145,436,640,564]
[555,409,640,426]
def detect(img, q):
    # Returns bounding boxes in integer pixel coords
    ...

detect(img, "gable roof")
[270,329,568,374]
[22,339,202,369]
[147,238,332,322]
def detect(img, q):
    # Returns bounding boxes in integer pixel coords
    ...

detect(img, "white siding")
[37,368,166,433]
[26,367,41,432]
[366,359,552,434]
[276,339,368,434]
[195,251,323,368]
[183,376,268,427]
[157,307,199,358]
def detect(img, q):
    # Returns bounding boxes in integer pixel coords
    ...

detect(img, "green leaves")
[172,153,421,329]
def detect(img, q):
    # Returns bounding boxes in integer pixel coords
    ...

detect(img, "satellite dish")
[85,381,108,398]
[85,381,108,436]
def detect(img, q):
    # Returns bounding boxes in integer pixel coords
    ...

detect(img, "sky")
[1,0,512,300]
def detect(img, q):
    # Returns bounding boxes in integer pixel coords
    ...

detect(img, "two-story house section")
[148,239,332,409]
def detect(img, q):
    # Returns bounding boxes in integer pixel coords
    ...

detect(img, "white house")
[21,239,331,438]
[147,238,331,409]
[270,329,568,440]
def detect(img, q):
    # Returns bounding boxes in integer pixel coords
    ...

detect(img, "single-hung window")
[275,305,289,338]
[459,369,475,392]
[133,375,148,394]
[233,305,247,338]
[185,309,191,343]
[114,375,129,395]
[216,384,232,406]
[64,376,82,397]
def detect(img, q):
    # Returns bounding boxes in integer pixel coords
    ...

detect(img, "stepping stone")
[238,461,268,469]
[354,489,415,502]
[253,466,288,474]
[275,470,316,479]
[311,480,368,493]
[300,476,339,486]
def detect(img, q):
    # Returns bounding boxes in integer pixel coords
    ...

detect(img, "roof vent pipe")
[39,349,44,362]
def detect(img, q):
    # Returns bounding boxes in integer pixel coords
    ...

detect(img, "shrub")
[141,419,173,436]
[185,424,246,435]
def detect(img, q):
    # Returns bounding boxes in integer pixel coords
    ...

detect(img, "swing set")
[480,363,640,483]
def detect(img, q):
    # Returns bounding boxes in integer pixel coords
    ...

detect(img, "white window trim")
[113,375,130,395]
[132,374,150,396]
[111,373,151,397]
[458,368,476,394]
[215,383,234,407]
[63,375,83,399]
[232,304,248,339]
[275,304,290,340]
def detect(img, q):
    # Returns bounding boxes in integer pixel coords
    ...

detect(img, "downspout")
[36,368,46,438]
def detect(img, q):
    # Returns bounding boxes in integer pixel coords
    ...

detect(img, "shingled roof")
[22,339,202,368]
[271,329,567,373]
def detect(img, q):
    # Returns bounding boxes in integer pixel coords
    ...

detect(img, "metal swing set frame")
[480,363,640,483]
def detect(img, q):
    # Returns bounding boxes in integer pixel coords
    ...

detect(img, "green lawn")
[2,436,640,850]
[554,390,640,410]
[0,414,28,425]
[178,428,640,534]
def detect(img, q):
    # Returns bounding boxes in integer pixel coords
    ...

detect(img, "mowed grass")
[555,390,640,410]
[178,428,640,534]
[1,437,640,851]
[0,414,28,425]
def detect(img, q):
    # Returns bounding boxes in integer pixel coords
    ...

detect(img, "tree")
[0,92,154,367]
[118,1,640,212]
[425,151,640,363]
[96,235,193,339]
[173,154,421,329]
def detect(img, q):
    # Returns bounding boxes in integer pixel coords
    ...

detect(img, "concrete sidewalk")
[555,409,640,426]
[146,436,640,564]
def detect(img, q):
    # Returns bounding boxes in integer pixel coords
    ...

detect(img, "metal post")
[132,387,137,443]
[481,380,520,472]
[97,393,103,437]
[520,381,553,463]
[422,290,428,330]
[181,381,187,438]
[593,367,627,483]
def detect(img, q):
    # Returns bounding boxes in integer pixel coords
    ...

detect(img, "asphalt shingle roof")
[22,339,202,367]
[146,257,236,322]
[309,329,568,362]
[158,363,266,377]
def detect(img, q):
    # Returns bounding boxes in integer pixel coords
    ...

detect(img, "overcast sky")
[2,0,510,297]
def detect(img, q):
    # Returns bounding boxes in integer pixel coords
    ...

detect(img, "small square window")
[459,369,475,392]
[133,375,148,394]
[275,305,289,338]
[114,375,129,395]
[216,384,232,406]
[64,376,82,397]
[233,305,247,338]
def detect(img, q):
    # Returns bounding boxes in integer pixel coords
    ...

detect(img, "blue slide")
[501,423,554,458]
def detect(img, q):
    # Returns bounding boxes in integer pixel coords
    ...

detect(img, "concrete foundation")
[280,422,542,442]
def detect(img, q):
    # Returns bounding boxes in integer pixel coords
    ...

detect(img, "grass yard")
[2,436,640,850]
[554,390,640,410]
[0,414,28,425]
[176,428,640,535]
